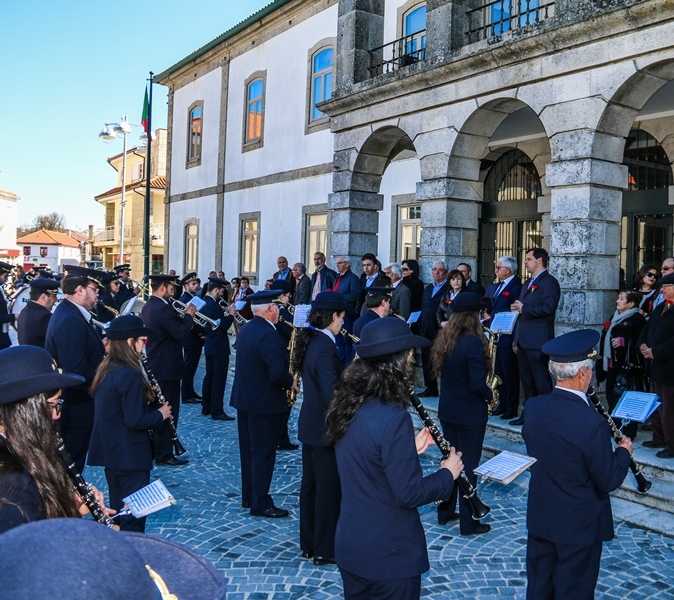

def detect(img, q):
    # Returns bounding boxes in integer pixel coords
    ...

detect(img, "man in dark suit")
[484,256,522,419]
[457,262,486,297]
[510,248,560,425]
[114,264,138,305]
[0,261,16,350]
[199,277,235,421]
[357,253,391,314]
[230,290,295,518]
[418,261,448,397]
[178,272,204,405]
[17,278,60,348]
[385,263,412,320]
[353,287,391,339]
[522,330,632,600]
[272,256,296,297]
[140,274,196,466]
[45,266,106,472]
[332,256,360,364]
[292,262,311,305]
[310,252,337,301]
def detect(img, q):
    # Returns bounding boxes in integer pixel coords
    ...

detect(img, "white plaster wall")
[221,174,333,288]
[225,4,338,182]
[167,195,218,275]
[170,68,222,195]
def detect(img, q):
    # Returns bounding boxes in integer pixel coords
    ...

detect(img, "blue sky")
[0,0,271,232]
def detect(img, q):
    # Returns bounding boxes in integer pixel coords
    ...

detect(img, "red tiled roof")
[16,229,81,247]
[95,176,166,200]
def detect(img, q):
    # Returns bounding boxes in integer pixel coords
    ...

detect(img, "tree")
[18,212,68,236]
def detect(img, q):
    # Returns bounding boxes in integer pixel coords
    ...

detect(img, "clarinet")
[587,386,652,494]
[56,434,116,528]
[409,392,491,520]
[139,354,187,457]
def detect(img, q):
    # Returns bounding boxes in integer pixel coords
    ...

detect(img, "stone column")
[335,0,385,93]
[417,177,480,280]
[546,157,627,333]
[426,0,474,63]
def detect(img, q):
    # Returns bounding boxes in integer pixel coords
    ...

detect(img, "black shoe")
[241,501,251,509]
[417,389,438,398]
[461,523,491,536]
[250,506,289,519]
[277,443,299,451]
[438,513,460,526]
[193,392,203,400]
[509,416,524,426]
[211,413,235,421]
[313,557,336,566]
[500,411,518,420]
[301,550,314,559]
[157,456,189,466]
[201,409,211,416]
[182,397,201,404]
[492,405,507,416]
[643,440,666,448]
[655,448,674,459]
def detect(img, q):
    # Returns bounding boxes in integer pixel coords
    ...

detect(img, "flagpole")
[143,72,153,289]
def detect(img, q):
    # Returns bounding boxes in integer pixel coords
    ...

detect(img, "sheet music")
[187,296,206,311]
[407,311,421,324]
[234,300,247,311]
[474,451,536,484]
[122,480,175,518]
[293,304,312,328]
[121,298,137,316]
[490,311,519,335]
[612,392,660,423]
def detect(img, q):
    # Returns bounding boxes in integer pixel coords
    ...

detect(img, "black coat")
[466,279,485,297]
[230,316,294,414]
[513,270,560,350]
[310,266,337,295]
[179,291,204,349]
[298,331,343,446]
[0,288,14,349]
[140,296,194,381]
[402,275,425,314]
[276,305,294,349]
[0,449,45,534]
[96,293,121,322]
[419,281,448,341]
[638,303,674,385]
[357,273,392,314]
[200,296,234,358]
[353,310,380,340]
[17,301,52,348]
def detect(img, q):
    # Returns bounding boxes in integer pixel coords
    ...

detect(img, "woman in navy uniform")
[430,292,493,535]
[89,316,171,532]
[291,291,346,566]
[326,317,463,600]
[179,272,205,404]
[17,278,60,348]
[0,346,113,533]
[96,272,122,322]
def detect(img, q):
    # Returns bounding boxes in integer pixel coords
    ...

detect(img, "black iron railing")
[466,0,555,44]
[368,29,426,78]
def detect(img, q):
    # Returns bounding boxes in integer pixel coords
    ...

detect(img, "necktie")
[493,283,504,298]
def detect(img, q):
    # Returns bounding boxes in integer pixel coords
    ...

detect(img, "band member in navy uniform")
[88,316,171,532]
[114,264,138,305]
[17,278,60,348]
[45,266,106,472]
[352,287,391,340]
[200,277,235,421]
[140,274,195,466]
[179,272,204,405]
[95,272,121,322]
[230,289,296,518]
[484,256,522,419]
[326,317,463,599]
[291,292,346,565]
[523,329,632,600]
[0,261,16,350]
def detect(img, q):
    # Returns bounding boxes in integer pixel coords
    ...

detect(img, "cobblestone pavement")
[84,360,674,599]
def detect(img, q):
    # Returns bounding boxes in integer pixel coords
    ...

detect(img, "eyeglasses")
[662,266,673,271]
[646,272,658,278]
[49,399,64,415]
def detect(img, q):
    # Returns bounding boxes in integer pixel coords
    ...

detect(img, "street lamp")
[98,116,145,267]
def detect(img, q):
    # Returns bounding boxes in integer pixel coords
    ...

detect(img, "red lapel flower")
[502,291,510,297]
[530,285,538,293]
[444,298,453,305]
[603,321,611,329]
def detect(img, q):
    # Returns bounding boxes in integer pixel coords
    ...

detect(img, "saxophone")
[280,315,299,407]
[483,325,501,416]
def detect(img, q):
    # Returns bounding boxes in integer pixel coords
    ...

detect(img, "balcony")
[151,222,164,243]
[466,0,555,44]
[94,226,130,244]
[368,30,426,78]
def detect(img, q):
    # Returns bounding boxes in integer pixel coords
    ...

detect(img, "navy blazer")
[332,269,360,310]
[335,399,455,580]
[115,281,136,305]
[522,388,631,546]
[293,275,311,305]
[96,293,121,322]
[311,266,338,295]
[0,289,14,349]
[200,295,234,358]
[513,270,560,350]
[275,305,294,348]
[438,334,492,425]
[298,330,343,446]
[357,272,392,314]
[419,281,448,340]
[0,450,45,534]
[637,302,674,385]
[230,316,294,414]
[140,296,194,381]
[353,310,380,339]
[88,364,163,471]
[179,291,204,349]
[45,299,105,429]
[466,279,486,297]
[484,276,522,348]
[17,301,52,348]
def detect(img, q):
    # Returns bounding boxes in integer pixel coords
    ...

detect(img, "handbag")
[613,340,646,395]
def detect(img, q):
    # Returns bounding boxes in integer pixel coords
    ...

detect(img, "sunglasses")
[646,272,657,278]
[49,399,64,416]
[663,266,674,271]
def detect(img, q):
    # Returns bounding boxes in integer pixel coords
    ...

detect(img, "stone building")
[156,0,674,331]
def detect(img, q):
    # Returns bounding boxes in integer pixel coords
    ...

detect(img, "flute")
[587,386,652,494]
[409,392,490,520]
[56,434,116,528]
[139,354,187,457]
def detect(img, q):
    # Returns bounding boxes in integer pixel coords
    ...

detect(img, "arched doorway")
[620,128,673,288]
[478,148,543,289]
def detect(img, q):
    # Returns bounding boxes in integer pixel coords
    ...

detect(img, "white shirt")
[318,328,336,343]
[66,298,92,322]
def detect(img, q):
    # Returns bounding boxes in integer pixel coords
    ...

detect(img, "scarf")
[602,307,639,371]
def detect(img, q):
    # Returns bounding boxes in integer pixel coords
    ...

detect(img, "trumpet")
[90,317,111,332]
[339,328,360,343]
[130,278,149,294]
[219,298,248,325]
[171,299,220,330]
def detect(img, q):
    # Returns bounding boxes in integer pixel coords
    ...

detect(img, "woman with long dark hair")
[0,345,112,533]
[96,272,122,322]
[291,292,346,566]
[437,269,467,326]
[326,317,463,600]
[430,292,493,536]
[88,315,171,532]
[634,265,658,315]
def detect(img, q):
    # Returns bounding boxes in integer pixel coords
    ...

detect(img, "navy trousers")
[340,569,421,600]
[495,336,520,415]
[202,353,229,417]
[104,467,150,532]
[181,344,202,402]
[518,347,553,405]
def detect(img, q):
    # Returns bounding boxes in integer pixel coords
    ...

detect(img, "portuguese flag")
[141,87,149,133]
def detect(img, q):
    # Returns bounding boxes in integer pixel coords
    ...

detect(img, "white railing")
[151,222,164,242]
[94,226,130,243]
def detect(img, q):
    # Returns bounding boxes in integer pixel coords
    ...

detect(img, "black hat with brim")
[0,346,85,405]
[541,329,600,363]
[180,272,198,286]
[29,278,60,294]
[63,265,103,287]
[249,290,283,305]
[0,261,13,274]
[311,291,348,312]
[356,316,431,359]
[270,279,291,294]
[149,274,179,285]
[105,315,155,341]
[452,292,482,313]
